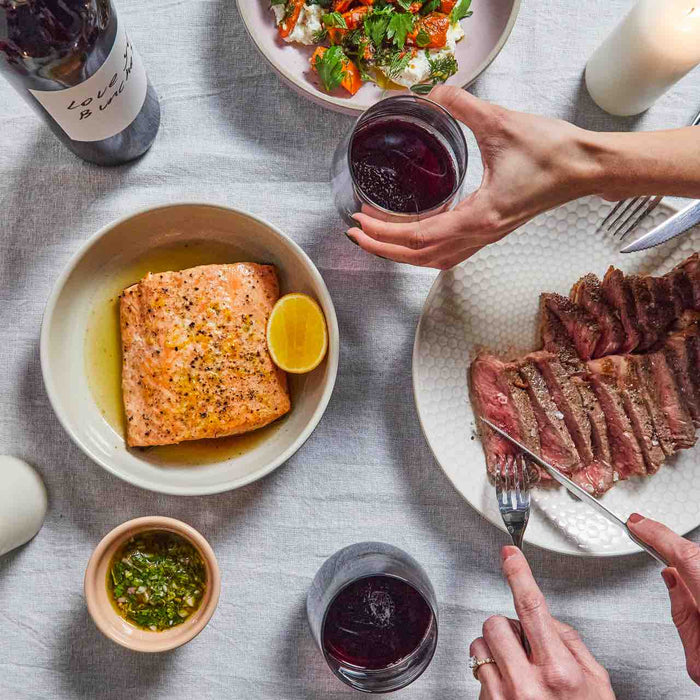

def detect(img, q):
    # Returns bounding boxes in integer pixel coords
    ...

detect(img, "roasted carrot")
[408,12,449,48]
[278,0,305,38]
[333,0,354,11]
[310,46,362,95]
[408,2,423,12]
[440,0,456,13]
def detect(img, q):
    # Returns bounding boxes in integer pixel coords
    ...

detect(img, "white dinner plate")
[236,0,520,114]
[413,196,700,557]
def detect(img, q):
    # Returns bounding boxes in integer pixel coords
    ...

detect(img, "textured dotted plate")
[413,196,700,557]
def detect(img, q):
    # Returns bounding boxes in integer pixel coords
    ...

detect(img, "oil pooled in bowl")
[84,240,287,466]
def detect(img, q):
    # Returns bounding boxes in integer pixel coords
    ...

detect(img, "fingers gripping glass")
[332,95,468,225]
[306,542,438,693]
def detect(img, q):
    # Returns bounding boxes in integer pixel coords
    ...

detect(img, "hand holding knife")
[480,418,669,566]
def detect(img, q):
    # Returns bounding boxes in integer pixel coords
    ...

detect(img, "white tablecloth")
[1,1,699,698]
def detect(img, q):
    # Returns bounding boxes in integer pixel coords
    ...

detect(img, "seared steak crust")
[570,273,625,358]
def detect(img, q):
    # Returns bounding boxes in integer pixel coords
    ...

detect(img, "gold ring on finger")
[468,655,497,680]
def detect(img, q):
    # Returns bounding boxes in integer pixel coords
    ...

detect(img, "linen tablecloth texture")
[1,0,699,698]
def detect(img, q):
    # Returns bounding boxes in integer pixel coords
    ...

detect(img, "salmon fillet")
[120,263,291,447]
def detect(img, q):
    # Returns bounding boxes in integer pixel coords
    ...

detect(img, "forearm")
[580,127,700,201]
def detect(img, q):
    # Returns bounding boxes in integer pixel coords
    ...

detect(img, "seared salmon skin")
[120,263,290,447]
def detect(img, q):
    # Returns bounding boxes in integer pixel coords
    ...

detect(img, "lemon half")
[266,293,328,374]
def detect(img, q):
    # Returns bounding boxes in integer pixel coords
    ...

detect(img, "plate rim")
[40,201,340,496]
[411,199,686,558]
[235,0,522,115]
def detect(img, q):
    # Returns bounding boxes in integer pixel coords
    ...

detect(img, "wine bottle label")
[28,20,148,143]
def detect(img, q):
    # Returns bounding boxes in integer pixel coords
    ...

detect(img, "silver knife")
[621,200,700,253]
[480,418,669,566]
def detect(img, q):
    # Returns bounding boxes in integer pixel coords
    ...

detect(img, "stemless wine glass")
[331,95,468,225]
[306,542,438,693]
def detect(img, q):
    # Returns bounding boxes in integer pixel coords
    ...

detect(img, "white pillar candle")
[586,0,700,116]
[0,456,47,557]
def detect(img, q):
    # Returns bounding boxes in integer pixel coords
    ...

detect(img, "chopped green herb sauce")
[108,531,206,632]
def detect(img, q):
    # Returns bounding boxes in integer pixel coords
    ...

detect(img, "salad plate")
[413,196,700,557]
[236,0,520,113]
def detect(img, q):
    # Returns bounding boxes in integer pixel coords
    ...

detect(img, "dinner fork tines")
[494,455,531,550]
[598,107,700,241]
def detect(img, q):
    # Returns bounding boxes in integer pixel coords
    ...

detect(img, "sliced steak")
[530,351,595,465]
[674,310,700,331]
[663,340,700,426]
[646,276,683,322]
[571,458,615,496]
[540,293,600,361]
[469,354,542,477]
[664,329,700,425]
[628,275,667,352]
[601,267,642,353]
[666,268,695,312]
[570,375,615,495]
[570,273,625,357]
[596,356,666,474]
[586,359,647,479]
[627,355,676,457]
[669,253,700,310]
[517,359,580,473]
[540,303,585,374]
[643,351,696,449]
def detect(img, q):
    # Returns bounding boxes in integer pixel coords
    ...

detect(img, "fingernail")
[350,215,363,229]
[661,569,677,591]
[501,546,519,562]
[345,232,359,247]
[628,513,645,525]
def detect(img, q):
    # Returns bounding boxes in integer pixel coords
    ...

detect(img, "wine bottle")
[0,0,160,166]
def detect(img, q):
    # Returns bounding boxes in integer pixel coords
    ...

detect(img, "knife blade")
[480,418,669,565]
[621,200,700,253]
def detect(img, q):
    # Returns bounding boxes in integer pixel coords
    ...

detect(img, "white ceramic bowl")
[41,203,339,495]
[237,0,521,114]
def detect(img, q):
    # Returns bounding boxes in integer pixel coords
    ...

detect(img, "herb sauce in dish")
[108,531,207,631]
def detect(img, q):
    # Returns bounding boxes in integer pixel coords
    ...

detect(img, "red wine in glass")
[350,117,458,214]
[323,575,434,670]
[307,542,438,692]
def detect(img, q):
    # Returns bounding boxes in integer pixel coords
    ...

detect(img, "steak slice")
[570,273,625,358]
[601,267,642,353]
[666,267,695,312]
[593,356,666,474]
[540,305,585,375]
[646,276,680,332]
[469,354,542,477]
[540,293,600,361]
[663,340,700,426]
[530,352,595,465]
[569,375,614,495]
[628,275,667,352]
[668,253,700,310]
[517,359,580,473]
[664,328,700,425]
[586,360,647,479]
[643,351,696,449]
[627,355,676,457]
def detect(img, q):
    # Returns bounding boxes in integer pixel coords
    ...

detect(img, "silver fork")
[494,454,532,655]
[598,107,700,241]
[495,455,531,548]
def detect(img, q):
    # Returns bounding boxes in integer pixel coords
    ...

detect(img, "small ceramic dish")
[41,203,339,495]
[85,516,221,652]
[236,0,521,114]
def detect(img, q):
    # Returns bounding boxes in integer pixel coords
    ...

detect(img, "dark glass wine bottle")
[0,0,160,166]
